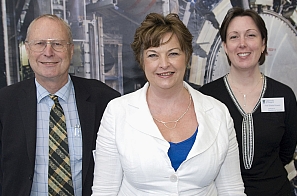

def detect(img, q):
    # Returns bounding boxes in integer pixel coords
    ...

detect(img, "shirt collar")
[36,75,72,103]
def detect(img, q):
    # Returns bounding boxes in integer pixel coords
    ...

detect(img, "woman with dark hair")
[199,7,297,195]
[91,12,245,195]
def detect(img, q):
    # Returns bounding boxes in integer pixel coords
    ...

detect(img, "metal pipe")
[1,0,11,85]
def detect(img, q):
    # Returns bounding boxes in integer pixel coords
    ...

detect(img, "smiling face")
[143,33,186,91]
[25,16,74,86]
[223,16,265,71]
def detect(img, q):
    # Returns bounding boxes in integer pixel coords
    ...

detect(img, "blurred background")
[1,0,297,95]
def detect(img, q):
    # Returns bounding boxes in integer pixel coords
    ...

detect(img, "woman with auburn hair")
[91,12,245,195]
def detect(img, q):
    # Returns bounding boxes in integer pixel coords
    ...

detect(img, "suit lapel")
[183,83,221,159]
[126,82,222,160]
[72,78,96,185]
[126,83,165,140]
[18,78,38,169]
[15,77,97,186]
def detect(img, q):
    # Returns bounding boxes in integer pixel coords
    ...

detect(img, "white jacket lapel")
[185,83,221,158]
[126,83,165,140]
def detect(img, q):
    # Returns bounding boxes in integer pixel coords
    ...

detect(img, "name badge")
[261,97,285,112]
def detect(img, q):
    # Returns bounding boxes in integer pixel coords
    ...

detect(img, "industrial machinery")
[2,0,297,95]
[185,0,297,96]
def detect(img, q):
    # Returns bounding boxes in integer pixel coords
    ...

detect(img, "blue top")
[168,128,198,171]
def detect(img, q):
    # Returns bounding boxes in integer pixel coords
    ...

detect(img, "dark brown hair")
[219,7,268,65]
[131,13,193,70]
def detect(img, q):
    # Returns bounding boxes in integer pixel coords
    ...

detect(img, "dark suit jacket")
[0,75,120,196]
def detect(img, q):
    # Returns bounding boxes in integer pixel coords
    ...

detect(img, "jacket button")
[170,174,178,182]
[29,175,33,180]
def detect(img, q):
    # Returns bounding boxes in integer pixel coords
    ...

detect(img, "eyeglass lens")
[28,40,69,52]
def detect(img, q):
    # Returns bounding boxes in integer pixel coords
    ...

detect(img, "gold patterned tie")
[48,95,74,196]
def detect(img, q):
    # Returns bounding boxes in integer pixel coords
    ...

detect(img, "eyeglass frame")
[25,39,73,52]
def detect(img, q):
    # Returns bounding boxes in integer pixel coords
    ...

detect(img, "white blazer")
[92,82,245,196]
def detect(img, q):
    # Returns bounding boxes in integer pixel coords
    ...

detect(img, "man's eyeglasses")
[25,39,72,52]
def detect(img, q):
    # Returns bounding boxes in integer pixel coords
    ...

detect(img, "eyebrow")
[145,47,181,53]
[228,28,258,33]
